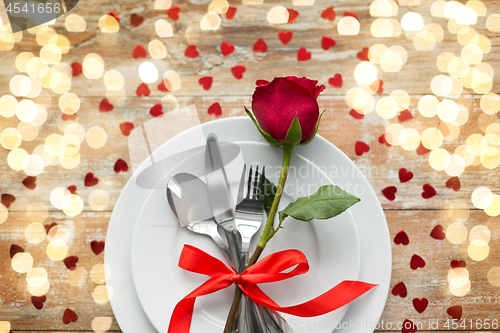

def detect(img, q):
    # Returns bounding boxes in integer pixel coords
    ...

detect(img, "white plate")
[131,141,360,333]
[105,117,391,333]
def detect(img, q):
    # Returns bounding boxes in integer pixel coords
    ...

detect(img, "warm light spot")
[457,27,477,46]
[478,114,498,133]
[83,53,105,80]
[139,62,159,83]
[89,189,110,211]
[401,12,423,31]
[448,201,469,223]
[90,264,109,284]
[8,148,28,171]
[448,18,468,34]
[380,50,404,72]
[471,187,493,209]
[50,72,72,95]
[162,95,180,111]
[376,97,398,119]
[444,1,464,18]
[200,13,221,31]
[67,267,88,286]
[15,100,37,122]
[16,52,35,73]
[413,31,436,51]
[446,222,468,244]
[59,147,81,169]
[486,14,500,32]
[26,57,48,78]
[0,204,7,225]
[0,32,14,51]
[148,40,167,60]
[93,285,110,304]
[63,194,83,217]
[64,123,85,142]
[461,45,483,65]
[466,0,486,16]
[424,23,444,42]
[439,122,460,141]
[106,89,127,106]
[431,75,451,96]
[449,276,471,297]
[384,124,406,146]
[487,267,500,287]
[12,253,34,273]
[36,26,56,46]
[451,104,469,126]
[471,73,492,95]
[436,52,455,72]
[468,239,489,261]
[418,95,439,118]
[354,62,378,85]
[40,44,62,65]
[99,14,120,33]
[337,16,360,35]
[469,225,490,243]
[448,57,469,79]
[421,128,443,150]
[155,19,174,37]
[163,70,182,91]
[0,95,18,118]
[400,128,420,151]
[92,317,113,333]
[103,70,125,91]
[370,0,398,17]
[480,147,500,170]
[0,127,23,150]
[27,202,48,223]
[0,322,10,333]
[437,100,459,122]
[58,93,80,115]
[371,19,401,37]
[154,0,172,9]
[389,90,410,111]
[50,187,72,209]
[47,225,70,242]
[368,44,388,64]
[86,126,108,149]
[484,194,500,217]
[23,154,44,176]
[10,75,31,97]
[65,13,87,32]
[25,222,46,244]
[444,154,465,176]
[27,267,50,296]
[46,239,68,261]
[429,148,450,170]
[267,6,289,24]
[455,6,478,25]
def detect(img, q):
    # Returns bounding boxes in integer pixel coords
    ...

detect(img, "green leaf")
[263,177,277,217]
[278,185,360,222]
[245,106,282,146]
[299,110,325,146]
[284,115,302,145]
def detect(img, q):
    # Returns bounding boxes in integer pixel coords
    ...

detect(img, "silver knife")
[205,133,242,271]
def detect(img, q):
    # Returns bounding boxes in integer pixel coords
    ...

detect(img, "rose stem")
[223,143,294,333]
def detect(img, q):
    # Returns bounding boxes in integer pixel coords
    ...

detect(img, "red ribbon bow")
[168,245,377,333]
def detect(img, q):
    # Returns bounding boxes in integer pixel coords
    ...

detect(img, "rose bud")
[245,76,325,146]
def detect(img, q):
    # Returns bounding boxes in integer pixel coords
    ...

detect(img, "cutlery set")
[166,133,292,333]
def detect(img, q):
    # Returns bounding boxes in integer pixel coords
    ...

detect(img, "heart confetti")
[253,39,267,53]
[451,260,466,268]
[67,185,77,194]
[399,168,413,183]
[221,41,235,56]
[413,298,428,313]
[422,184,436,199]
[114,159,129,173]
[344,11,358,20]
[22,176,36,189]
[120,122,134,136]
[185,45,199,58]
[297,47,311,61]
[391,282,407,298]
[84,173,99,187]
[150,103,164,117]
[63,256,78,270]
[158,81,169,92]
[379,133,391,146]
[410,254,426,270]
[10,244,24,258]
[166,6,180,20]
[99,99,114,112]
[287,8,299,22]
[208,103,222,117]
[199,77,213,90]
[416,143,431,155]
[430,225,445,240]
[91,240,105,255]
[278,31,293,45]
[349,109,364,119]
[382,186,397,201]
[31,296,47,310]
[402,319,418,333]
[136,83,150,96]
[1,194,15,208]
[357,47,369,61]
[108,11,120,23]
[63,308,78,324]
[130,13,144,27]
[225,6,236,19]
[398,110,413,122]
[321,7,336,21]
[321,36,336,50]
[355,141,369,156]
[71,62,83,76]
[62,113,77,121]
[44,222,57,234]
[446,177,460,191]
[328,74,342,88]
[132,44,147,58]
[394,231,409,245]
[447,305,462,320]
[231,65,246,79]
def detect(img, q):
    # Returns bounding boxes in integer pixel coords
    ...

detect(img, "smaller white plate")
[131,141,361,333]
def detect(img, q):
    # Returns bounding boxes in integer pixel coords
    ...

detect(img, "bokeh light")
[11,252,34,273]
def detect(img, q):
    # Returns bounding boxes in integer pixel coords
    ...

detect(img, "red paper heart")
[399,168,413,183]
[349,109,364,119]
[91,241,105,255]
[10,244,24,258]
[84,173,98,187]
[447,305,462,320]
[158,81,169,92]
[166,6,180,20]
[44,222,57,234]
[357,47,369,61]
[422,184,436,199]
[208,103,222,117]
[278,31,293,45]
[413,298,428,313]
[398,110,413,122]
[382,186,397,201]
[120,122,134,136]
[231,65,246,79]
[321,36,336,50]
[99,99,114,112]
[391,282,407,298]
[71,62,83,76]
[253,38,267,53]
[130,13,144,27]
[375,79,383,94]
[451,260,466,268]
[355,141,370,156]
[430,225,445,240]
[344,11,358,20]
[132,44,147,58]
[199,77,213,90]
[185,45,199,58]
[1,194,15,208]
[416,143,430,155]
[221,41,235,56]
[63,308,78,324]
[23,176,36,189]
[32,295,47,309]
[328,74,342,88]
[136,83,150,97]
[378,133,392,146]
[67,185,77,194]
[150,103,164,117]
[410,254,425,270]
[394,230,409,245]
[321,7,336,21]
[402,319,418,333]
[64,256,78,270]
[446,177,460,191]
[62,113,77,121]
[108,11,120,23]
[114,159,129,173]
[287,8,299,22]
[297,47,311,61]
[225,6,236,19]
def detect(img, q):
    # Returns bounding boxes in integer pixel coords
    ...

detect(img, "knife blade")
[205,133,242,271]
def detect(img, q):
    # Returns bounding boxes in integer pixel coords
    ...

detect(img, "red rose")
[247,77,325,146]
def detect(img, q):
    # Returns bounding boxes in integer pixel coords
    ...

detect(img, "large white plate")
[130,141,360,333]
[105,117,391,333]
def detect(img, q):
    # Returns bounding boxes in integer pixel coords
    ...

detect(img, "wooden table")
[0,0,499,332]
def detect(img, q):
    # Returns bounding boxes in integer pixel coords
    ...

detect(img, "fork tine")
[259,167,266,201]
[237,164,246,204]
[247,165,253,199]
[252,166,259,199]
